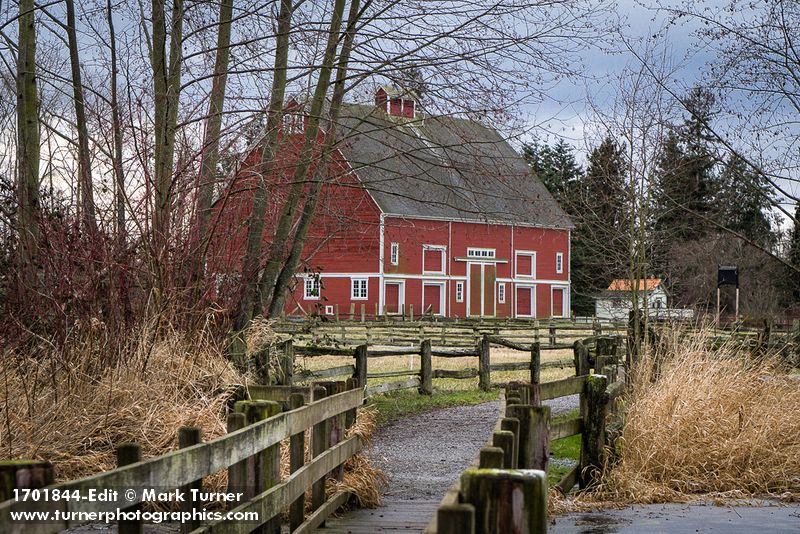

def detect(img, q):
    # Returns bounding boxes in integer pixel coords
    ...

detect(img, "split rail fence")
[0,381,364,534]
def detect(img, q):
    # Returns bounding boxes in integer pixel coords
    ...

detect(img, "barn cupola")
[375,86,417,119]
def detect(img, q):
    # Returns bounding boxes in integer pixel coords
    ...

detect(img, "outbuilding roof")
[334,103,573,228]
[606,279,663,292]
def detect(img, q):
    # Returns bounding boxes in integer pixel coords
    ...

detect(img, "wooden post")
[116,444,141,534]
[461,469,547,534]
[409,303,414,322]
[178,427,202,534]
[420,339,433,395]
[492,430,516,469]
[335,304,340,322]
[0,460,53,503]
[317,381,346,480]
[349,303,355,320]
[530,342,541,384]
[278,340,294,386]
[500,417,520,470]
[549,322,556,345]
[580,374,608,489]
[289,393,305,532]
[437,504,475,534]
[374,302,379,320]
[353,344,368,393]
[478,334,491,391]
[506,405,549,470]
[573,340,589,376]
[226,413,246,497]
[479,446,505,469]
[345,377,359,431]
[533,319,540,344]
[311,385,328,521]
[360,303,365,322]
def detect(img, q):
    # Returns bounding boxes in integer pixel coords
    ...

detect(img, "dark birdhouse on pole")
[716,265,739,327]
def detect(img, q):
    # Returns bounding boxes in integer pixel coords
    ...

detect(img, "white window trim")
[390,242,399,266]
[351,278,369,300]
[455,281,464,303]
[556,252,564,274]
[422,281,446,316]
[515,250,536,279]
[514,284,537,318]
[422,244,447,274]
[498,282,506,304]
[304,276,320,300]
[467,247,496,259]
[551,286,568,318]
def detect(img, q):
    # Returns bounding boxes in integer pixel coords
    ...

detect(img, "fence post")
[506,404,549,470]
[289,393,305,532]
[580,374,608,489]
[311,385,328,523]
[530,342,541,384]
[549,322,556,346]
[420,339,433,395]
[178,427,202,534]
[317,381,346,481]
[349,303,355,320]
[226,413,246,497]
[116,443,141,534]
[500,417,520,470]
[478,334,491,391]
[0,460,53,502]
[278,340,294,386]
[360,303,365,322]
[479,446,505,468]
[437,504,475,534]
[460,469,547,534]
[533,319,540,344]
[345,377,359,430]
[492,430,516,469]
[353,344,368,392]
[573,340,589,376]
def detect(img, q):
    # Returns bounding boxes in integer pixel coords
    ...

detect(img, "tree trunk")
[150,0,183,284]
[234,0,293,332]
[16,0,40,294]
[193,0,234,288]
[267,0,361,317]
[107,0,126,242]
[256,0,348,315]
[65,0,97,235]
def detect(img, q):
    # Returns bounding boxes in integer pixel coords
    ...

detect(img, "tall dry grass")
[594,327,800,503]
[0,317,384,509]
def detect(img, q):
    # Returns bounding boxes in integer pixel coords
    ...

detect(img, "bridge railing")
[0,382,364,534]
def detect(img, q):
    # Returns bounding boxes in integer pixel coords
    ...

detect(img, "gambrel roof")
[334,103,573,229]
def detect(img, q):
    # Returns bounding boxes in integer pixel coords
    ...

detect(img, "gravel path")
[368,394,579,501]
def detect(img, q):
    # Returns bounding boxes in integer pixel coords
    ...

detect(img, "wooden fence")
[1,381,364,534]
[424,338,625,533]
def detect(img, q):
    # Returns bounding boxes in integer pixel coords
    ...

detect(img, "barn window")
[282,112,303,134]
[455,281,464,303]
[422,245,446,274]
[467,248,495,259]
[515,251,536,278]
[390,242,399,266]
[556,252,564,274]
[351,278,368,300]
[304,276,320,300]
[498,283,506,304]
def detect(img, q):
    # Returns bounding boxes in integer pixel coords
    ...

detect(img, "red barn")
[210,87,573,319]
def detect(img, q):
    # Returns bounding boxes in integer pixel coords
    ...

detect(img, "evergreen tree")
[787,204,800,304]
[717,154,777,247]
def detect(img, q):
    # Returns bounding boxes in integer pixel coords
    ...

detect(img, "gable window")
[467,247,495,259]
[422,245,446,274]
[455,281,464,303]
[498,283,506,304]
[556,252,564,274]
[351,278,368,300]
[304,276,320,300]
[390,242,399,266]
[515,251,536,278]
[282,113,303,134]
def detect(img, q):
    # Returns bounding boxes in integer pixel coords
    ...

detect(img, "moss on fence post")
[460,468,547,534]
[478,334,491,391]
[580,374,608,490]
[420,339,433,395]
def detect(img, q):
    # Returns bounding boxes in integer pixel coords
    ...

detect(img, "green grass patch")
[548,409,581,487]
[367,388,499,426]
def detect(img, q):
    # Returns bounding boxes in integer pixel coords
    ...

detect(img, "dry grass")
[589,328,800,505]
[1,318,384,512]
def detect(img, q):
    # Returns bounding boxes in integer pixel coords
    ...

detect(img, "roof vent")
[375,86,417,119]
